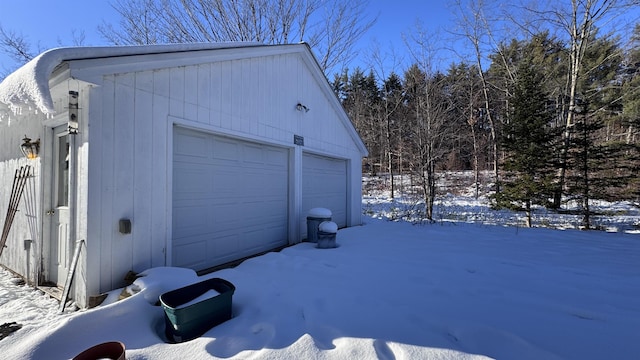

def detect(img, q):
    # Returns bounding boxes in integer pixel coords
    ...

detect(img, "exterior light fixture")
[21,136,40,159]
[296,103,310,113]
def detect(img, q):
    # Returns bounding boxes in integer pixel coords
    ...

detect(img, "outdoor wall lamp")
[296,103,310,113]
[20,136,40,159]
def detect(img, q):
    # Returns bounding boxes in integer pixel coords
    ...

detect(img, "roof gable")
[0,43,261,115]
[0,42,367,156]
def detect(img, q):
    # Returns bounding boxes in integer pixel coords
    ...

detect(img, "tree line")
[333,22,640,227]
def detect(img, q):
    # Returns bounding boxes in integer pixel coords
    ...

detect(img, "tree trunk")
[582,196,591,230]
[470,117,480,199]
[388,150,395,199]
[425,156,436,221]
[626,123,635,144]
[553,0,599,209]
[476,55,499,193]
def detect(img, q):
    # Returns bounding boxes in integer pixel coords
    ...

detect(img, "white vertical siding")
[78,46,365,295]
[197,64,211,125]
[111,74,136,288]
[169,67,185,119]
[72,84,92,306]
[85,82,103,301]
[133,86,153,271]
[211,62,224,127]
[93,70,173,292]
[150,91,170,268]
[98,76,116,291]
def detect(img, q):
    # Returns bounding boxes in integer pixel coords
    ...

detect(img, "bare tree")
[1,24,86,79]
[452,0,503,193]
[99,0,375,73]
[0,24,36,78]
[368,45,407,198]
[57,29,87,47]
[447,62,484,199]
[405,26,455,220]
[98,0,170,45]
[0,24,41,80]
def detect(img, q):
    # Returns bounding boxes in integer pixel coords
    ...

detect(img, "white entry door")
[49,125,70,286]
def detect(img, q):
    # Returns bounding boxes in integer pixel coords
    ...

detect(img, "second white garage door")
[302,153,347,238]
[172,127,289,271]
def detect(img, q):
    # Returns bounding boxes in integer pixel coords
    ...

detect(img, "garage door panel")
[246,177,286,196]
[175,132,209,157]
[245,200,287,220]
[212,138,241,161]
[210,203,244,226]
[207,233,241,259]
[173,238,208,269]
[173,127,289,271]
[173,203,211,237]
[265,148,288,166]
[212,171,245,195]
[302,153,347,236]
[173,168,211,197]
[243,143,266,163]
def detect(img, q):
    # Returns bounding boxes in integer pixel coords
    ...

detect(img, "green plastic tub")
[160,278,235,343]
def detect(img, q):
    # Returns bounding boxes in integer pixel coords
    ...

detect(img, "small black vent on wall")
[119,219,132,234]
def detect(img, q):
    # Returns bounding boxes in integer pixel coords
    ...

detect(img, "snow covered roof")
[0,42,262,115]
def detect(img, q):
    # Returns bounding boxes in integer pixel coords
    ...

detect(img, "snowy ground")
[0,194,639,359]
[363,174,640,233]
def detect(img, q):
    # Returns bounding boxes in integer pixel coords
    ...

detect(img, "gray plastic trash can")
[306,208,332,243]
[317,221,338,249]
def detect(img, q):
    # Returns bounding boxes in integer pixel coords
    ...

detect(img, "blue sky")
[1,1,638,77]
[0,0,455,76]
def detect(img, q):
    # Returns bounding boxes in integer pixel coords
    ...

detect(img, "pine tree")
[618,24,640,206]
[565,108,605,229]
[492,60,559,227]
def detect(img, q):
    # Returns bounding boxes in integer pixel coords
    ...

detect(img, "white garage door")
[302,153,347,238]
[173,127,289,270]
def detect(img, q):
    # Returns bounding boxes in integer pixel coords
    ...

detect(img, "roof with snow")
[0,42,265,115]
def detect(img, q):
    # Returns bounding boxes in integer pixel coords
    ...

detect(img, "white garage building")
[0,43,367,308]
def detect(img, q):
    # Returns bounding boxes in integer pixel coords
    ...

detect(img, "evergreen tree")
[336,68,381,174]
[565,106,606,229]
[492,60,559,227]
[622,24,640,145]
[566,109,640,228]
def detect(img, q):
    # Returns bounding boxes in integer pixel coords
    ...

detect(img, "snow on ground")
[362,174,640,233]
[0,196,639,360]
